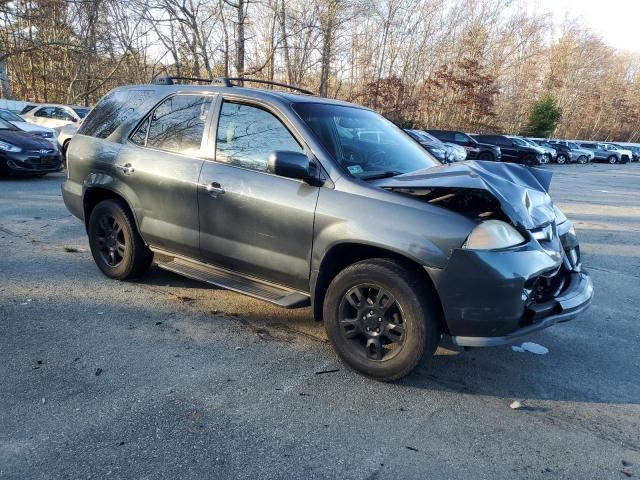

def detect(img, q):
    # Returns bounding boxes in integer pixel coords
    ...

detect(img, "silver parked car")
[21,104,90,129]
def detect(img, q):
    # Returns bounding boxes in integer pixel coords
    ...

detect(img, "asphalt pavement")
[1,163,639,479]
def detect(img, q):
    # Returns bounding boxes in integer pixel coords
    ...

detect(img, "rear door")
[197,99,319,291]
[117,93,216,258]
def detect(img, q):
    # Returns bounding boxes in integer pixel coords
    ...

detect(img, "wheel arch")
[83,187,142,237]
[310,242,447,332]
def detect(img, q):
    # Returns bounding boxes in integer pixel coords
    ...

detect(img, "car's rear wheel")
[577,155,588,164]
[608,155,618,164]
[323,259,440,381]
[478,151,495,162]
[88,199,153,280]
[556,154,567,164]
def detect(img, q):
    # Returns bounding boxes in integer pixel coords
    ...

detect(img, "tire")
[556,154,567,164]
[62,140,71,167]
[323,259,440,381]
[88,199,153,280]
[577,155,588,165]
[608,155,617,165]
[478,151,495,162]
[543,153,551,164]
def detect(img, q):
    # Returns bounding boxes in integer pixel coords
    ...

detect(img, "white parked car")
[0,108,58,148]
[444,142,468,162]
[21,104,90,129]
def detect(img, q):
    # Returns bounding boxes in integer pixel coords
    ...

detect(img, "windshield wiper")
[360,171,403,180]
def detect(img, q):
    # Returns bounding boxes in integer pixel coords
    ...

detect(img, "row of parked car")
[405,129,640,166]
[0,103,88,176]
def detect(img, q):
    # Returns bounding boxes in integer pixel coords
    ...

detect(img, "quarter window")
[215,101,303,172]
[145,95,213,155]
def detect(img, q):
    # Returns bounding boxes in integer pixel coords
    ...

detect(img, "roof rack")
[153,75,314,95]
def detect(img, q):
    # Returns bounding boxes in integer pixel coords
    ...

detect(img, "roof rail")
[153,75,314,95]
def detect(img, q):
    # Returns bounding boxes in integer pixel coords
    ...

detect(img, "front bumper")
[1,151,63,175]
[449,271,593,346]
[429,227,593,346]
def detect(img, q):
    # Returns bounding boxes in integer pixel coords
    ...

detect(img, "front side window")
[215,101,303,172]
[454,133,470,144]
[293,103,437,179]
[34,107,55,118]
[53,108,75,121]
[146,95,213,155]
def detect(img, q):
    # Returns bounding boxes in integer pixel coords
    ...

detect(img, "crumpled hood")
[372,160,556,230]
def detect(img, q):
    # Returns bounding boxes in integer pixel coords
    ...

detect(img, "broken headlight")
[553,205,567,225]
[464,220,525,250]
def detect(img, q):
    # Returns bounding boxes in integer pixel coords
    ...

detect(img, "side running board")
[154,252,310,309]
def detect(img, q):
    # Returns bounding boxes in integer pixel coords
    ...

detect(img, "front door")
[198,100,319,291]
[118,93,216,258]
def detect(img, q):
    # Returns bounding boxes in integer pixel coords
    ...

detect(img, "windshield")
[0,118,17,130]
[293,103,438,179]
[72,107,90,118]
[0,110,24,123]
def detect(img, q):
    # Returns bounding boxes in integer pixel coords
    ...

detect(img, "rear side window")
[144,95,213,155]
[79,89,155,140]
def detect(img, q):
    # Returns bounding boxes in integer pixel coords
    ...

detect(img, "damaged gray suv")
[62,77,593,381]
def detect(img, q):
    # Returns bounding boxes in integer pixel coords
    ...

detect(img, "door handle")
[205,182,225,197]
[117,163,135,174]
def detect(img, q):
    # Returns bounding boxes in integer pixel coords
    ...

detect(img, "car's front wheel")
[88,199,153,280]
[608,155,618,164]
[323,259,440,381]
[556,154,568,164]
[577,155,588,164]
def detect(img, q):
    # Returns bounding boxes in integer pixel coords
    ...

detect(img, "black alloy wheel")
[323,259,440,381]
[338,284,406,362]
[88,199,153,280]
[95,215,126,267]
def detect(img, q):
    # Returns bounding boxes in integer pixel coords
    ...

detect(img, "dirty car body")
[62,80,593,380]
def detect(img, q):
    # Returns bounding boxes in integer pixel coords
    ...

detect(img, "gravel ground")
[1,163,639,479]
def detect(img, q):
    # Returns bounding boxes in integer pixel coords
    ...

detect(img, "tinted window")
[0,110,23,122]
[34,107,54,118]
[429,130,452,141]
[453,132,470,144]
[216,102,303,172]
[143,95,212,155]
[79,88,156,140]
[72,107,90,118]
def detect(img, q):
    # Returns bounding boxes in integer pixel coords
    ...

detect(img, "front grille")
[25,154,60,168]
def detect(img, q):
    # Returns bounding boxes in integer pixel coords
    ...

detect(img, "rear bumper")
[449,271,593,346]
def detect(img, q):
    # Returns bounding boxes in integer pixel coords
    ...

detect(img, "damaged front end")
[374,160,593,345]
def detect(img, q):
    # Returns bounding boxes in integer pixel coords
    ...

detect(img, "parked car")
[20,104,39,115]
[426,129,502,162]
[62,77,593,381]
[0,117,63,176]
[0,108,58,148]
[579,143,628,164]
[404,129,453,163]
[472,134,545,166]
[601,143,633,162]
[21,104,90,129]
[524,138,555,163]
[56,121,81,162]
[548,140,593,164]
[616,143,640,161]
[444,142,467,162]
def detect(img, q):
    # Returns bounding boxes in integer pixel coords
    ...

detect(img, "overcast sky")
[527,0,640,52]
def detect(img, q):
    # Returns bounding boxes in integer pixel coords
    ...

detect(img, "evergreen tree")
[523,95,562,137]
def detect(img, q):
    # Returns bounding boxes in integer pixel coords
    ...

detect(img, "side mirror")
[267,151,310,180]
